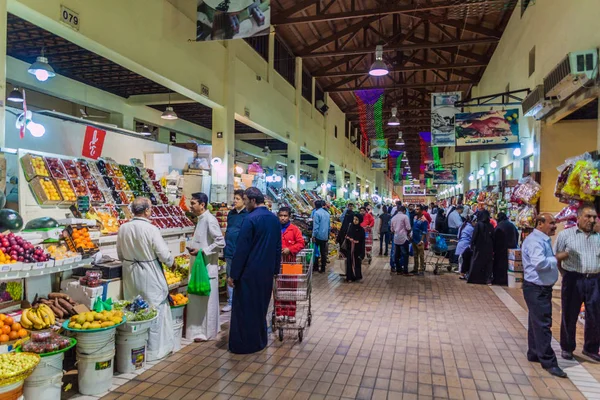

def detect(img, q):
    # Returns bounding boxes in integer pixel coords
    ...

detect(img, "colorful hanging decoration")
[354,89,385,139]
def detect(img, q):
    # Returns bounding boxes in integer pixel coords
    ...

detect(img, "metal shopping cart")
[271,249,313,342]
[425,231,459,275]
[364,227,373,264]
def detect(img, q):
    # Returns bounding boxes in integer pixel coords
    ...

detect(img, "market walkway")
[100,256,594,400]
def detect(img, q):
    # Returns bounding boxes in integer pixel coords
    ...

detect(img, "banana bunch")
[20,305,56,330]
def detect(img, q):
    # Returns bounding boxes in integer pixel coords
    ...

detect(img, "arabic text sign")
[81,126,106,159]
[403,185,426,196]
[433,169,458,185]
[455,109,520,151]
[196,0,270,42]
[371,161,387,170]
[431,92,461,147]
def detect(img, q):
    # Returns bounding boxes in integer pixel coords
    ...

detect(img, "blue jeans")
[379,232,390,254]
[394,241,410,274]
[225,257,233,306]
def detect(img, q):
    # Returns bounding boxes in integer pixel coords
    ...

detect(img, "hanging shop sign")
[196,0,270,41]
[369,139,388,170]
[403,185,426,196]
[81,126,106,160]
[433,169,458,185]
[431,92,461,147]
[455,109,520,152]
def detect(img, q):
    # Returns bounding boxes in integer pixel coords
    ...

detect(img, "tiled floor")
[77,255,596,399]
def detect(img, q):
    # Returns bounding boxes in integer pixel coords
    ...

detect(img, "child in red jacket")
[276,207,305,323]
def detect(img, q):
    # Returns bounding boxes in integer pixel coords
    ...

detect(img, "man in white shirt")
[447,205,464,235]
[390,206,412,276]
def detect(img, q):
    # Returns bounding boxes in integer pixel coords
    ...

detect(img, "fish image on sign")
[433,169,458,185]
[196,0,270,41]
[431,92,461,147]
[455,109,520,152]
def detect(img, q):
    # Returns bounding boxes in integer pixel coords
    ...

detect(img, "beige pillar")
[0,0,7,148]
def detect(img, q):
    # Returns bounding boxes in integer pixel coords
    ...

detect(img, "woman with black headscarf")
[337,206,355,259]
[492,212,519,285]
[467,210,495,285]
[344,213,365,282]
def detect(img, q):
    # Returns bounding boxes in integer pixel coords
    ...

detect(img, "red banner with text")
[81,126,106,159]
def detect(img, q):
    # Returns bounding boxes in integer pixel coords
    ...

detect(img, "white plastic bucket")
[75,328,116,355]
[23,373,62,400]
[76,348,115,395]
[173,321,183,352]
[171,306,184,325]
[116,330,149,373]
[508,270,524,289]
[23,352,64,400]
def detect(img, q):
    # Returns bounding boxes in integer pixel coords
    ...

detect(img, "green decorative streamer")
[394,152,403,183]
[432,147,441,169]
[374,96,384,139]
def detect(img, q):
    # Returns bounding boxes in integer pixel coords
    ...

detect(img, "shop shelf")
[0,258,90,281]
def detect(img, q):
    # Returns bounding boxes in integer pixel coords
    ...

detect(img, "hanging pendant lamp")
[369,45,389,77]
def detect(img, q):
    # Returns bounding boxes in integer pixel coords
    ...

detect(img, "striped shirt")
[555,227,600,274]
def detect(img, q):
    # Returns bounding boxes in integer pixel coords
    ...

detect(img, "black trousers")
[314,239,328,271]
[523,281,558,369]
[560,271,600,354]
[379,232,390,254]
[394,241,409,274]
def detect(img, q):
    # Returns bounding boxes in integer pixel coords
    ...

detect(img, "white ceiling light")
[388,107,400,126]
[478,167,485,176]
[7,88,23,103]
[395,131,404,145]
[161,106,178,120]
[299,179,305,185]
[513,147,522,157]
[139,125,153,136]
[28,51,56,82]
[490,158,498,169]
[468,173,475,181]
[235,165,244,174]
[262,145,271,155]
[369,45,389,77]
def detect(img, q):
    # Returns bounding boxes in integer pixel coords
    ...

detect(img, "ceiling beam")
[326,80,474,93]
[299,16,381,55]
[304,37,498,58]
[273,0,505,36]
[344,106,430,115]
[128,93,190,106]
[272,0,318,20]
[314,61,485,78]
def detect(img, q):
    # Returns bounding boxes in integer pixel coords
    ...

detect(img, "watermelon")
[0,209,23,232]
[24,217,59,230]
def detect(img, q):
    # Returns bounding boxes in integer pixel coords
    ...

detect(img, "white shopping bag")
[333,258,346,275]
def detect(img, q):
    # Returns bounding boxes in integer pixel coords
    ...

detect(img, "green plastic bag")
[188,253,211,296]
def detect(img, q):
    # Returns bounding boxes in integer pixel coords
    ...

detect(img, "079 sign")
[60,5,80,31]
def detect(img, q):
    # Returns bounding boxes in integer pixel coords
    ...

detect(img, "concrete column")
[267,26,275,86]
[0,0,7,148]
[211,43,236,203]
[349,173,357,200]
[335,166,344,198]
[317,157,329,196]
[287,141,300,191]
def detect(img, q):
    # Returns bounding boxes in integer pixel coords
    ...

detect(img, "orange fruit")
[8,331,17,340]
[0,321,4,328]
[17,329,27,338]
[0,334,8,343]
[4,317,13,326]
[11,323,20,332]
[0,314,6,321]
[1,326,10,335]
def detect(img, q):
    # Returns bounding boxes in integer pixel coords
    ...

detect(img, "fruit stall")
[0,146,198,399]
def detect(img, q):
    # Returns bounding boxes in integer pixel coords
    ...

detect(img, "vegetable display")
[67,310,124,330]
[0,352,40,382]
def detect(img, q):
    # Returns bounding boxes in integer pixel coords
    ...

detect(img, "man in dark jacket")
[379,206,392,256]
[222,189,247,312]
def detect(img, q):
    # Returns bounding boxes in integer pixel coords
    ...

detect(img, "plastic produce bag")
[188,253,211,296]
[435,236,448,252]
[511,176,542,205]
[555,163,573,200]
[561,158,595,202]
[516,205,537,229]
[555,202,581,223]
[580,164,600,195]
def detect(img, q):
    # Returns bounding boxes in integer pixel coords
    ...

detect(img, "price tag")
[1,265,10,272]
[60,5,80,31]
[33,263,45,270]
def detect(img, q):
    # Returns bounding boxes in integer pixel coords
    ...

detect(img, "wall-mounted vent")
[544,49,598,100]
[522,85,558,120]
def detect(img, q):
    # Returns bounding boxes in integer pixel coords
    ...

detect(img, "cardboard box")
[508,260,523,272]
[508,249,522,261]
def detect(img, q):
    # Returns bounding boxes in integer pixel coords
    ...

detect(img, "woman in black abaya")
[492,212,519,285]
[344,214,365,282]
[467,210,495,285]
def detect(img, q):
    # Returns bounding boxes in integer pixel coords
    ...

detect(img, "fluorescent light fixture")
[161,106,178,120]
[7,88,23,103]
[28,53,56,82]
[369,45,389,77]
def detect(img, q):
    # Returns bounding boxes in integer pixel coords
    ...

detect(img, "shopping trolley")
[425,231,459,275]
[271,249,313,342]
[364,227,373,264]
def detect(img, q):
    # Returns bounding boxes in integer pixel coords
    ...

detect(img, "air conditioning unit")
[522,85,559,120]
[544,49,598,100]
